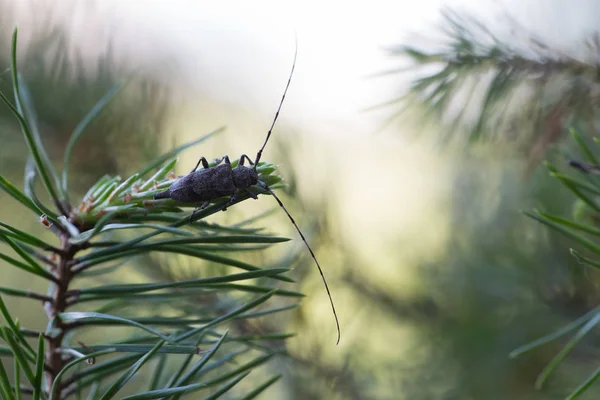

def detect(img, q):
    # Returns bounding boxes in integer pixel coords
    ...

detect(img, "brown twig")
[43,233,77,398]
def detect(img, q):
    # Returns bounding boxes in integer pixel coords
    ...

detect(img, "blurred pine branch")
[383,8,600,169]
[0,4,170,193]
[513,128,600,398]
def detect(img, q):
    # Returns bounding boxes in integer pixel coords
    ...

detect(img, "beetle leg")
[189,201,211,222]
[239,154,254,166]
[243,187,258,200]
[221,194,238,212]
[192,155,231,174]
[208,155,232,167]
[190,157,210,173]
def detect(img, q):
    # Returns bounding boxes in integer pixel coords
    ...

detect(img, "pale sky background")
[94,0,449,137]
[13,0,596,139]
[91,0,600,136]
[31,0,483,137]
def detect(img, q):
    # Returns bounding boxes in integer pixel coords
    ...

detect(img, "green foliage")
[514,128,600,398]
[0,27,296,399]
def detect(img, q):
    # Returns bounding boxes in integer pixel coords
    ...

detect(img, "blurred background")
[3,0,600,398]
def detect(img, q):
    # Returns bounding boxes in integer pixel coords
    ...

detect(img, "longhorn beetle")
[154,44,341,344]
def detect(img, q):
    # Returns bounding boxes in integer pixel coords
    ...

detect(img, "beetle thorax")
[232,165,258,189]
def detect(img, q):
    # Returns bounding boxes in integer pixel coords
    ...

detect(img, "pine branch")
[0,22,298,399]
[383,8,600,159]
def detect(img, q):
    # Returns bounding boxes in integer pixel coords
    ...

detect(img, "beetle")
[154,44,341,344]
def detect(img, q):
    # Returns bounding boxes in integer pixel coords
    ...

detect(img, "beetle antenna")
[258,181,341,345]
[254,36,297,169]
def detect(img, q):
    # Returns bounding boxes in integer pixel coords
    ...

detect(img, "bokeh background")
[2,0,600,398]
